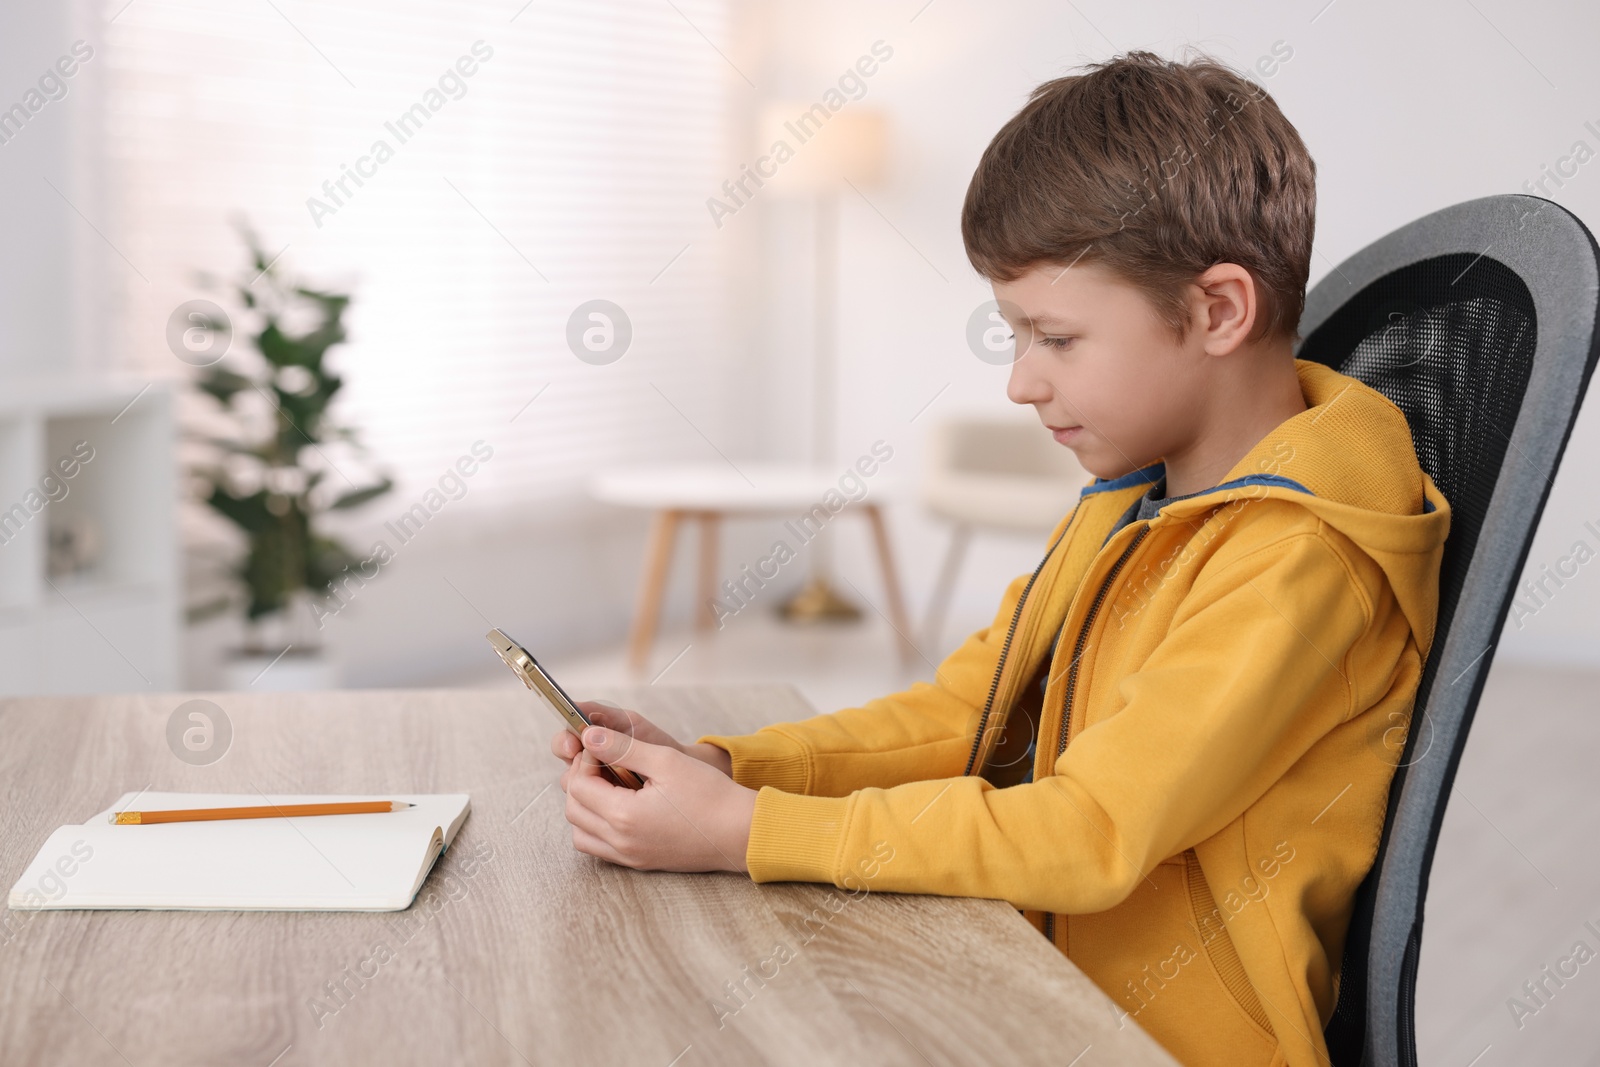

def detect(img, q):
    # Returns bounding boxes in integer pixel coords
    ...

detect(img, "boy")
[551,50,1449,1067]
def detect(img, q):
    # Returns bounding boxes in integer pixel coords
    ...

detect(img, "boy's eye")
[1037,335,1075,350]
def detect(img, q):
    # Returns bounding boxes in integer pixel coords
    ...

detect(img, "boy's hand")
[548,701,732,781]
[558,725,757,874]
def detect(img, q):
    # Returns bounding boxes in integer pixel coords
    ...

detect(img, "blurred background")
[1,1,1598,1061]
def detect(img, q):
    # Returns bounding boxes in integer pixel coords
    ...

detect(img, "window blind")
[100,0,739,516]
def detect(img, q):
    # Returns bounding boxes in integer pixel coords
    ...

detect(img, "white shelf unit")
[0,380,179,694]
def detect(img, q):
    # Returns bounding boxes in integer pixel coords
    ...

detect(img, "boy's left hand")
[559,725,757,874]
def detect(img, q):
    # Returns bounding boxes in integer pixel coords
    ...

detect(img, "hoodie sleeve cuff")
[744,787,852,884]
[695,729,811,793]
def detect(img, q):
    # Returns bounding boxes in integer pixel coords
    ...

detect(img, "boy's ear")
[1192,262,1260,354]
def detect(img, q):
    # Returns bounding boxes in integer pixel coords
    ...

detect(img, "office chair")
[1294,194,1600,1066]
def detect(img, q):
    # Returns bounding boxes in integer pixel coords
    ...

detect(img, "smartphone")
[486,628,645,790]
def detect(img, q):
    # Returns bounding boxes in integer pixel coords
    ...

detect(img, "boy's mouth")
[1047,424,1083,443]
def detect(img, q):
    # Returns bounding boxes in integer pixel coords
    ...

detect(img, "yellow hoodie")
[699,359,1450,1067]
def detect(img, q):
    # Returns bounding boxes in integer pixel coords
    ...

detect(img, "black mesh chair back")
[1293,194,1600,1066]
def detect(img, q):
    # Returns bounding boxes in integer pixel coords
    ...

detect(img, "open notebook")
[7,792,471,912]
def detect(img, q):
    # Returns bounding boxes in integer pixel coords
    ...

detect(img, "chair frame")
[1294,194,1600,1067]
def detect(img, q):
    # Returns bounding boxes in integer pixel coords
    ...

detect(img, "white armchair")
[919,416,1087,652]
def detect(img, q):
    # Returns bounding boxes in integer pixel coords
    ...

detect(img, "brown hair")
[961,49,1316,343]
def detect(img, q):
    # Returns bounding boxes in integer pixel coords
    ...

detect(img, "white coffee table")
[592,462,914,671]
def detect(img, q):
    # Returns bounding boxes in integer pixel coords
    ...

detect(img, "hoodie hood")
[1095,358,1453,653]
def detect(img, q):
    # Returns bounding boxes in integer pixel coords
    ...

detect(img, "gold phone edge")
[487,627,643,789]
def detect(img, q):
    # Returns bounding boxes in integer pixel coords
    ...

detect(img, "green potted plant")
[186,230,393,689]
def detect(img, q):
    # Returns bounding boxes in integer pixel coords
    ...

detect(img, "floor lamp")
[758,103,889,622]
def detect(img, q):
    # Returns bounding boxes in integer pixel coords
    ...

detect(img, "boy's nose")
[1005,351,1052,406]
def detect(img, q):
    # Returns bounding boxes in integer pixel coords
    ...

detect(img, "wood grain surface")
[0,685,1176,1067]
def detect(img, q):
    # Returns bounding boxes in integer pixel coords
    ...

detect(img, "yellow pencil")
[110,800,413,825]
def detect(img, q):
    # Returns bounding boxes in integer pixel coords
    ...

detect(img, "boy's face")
[994,260,1209,482]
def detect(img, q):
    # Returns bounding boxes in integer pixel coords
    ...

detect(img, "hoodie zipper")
[961,511,1080,778]
[1042,521,1151,946]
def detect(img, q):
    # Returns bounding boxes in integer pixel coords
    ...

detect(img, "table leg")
[696,511,721,631]
[863,503,917,666]
[628,509,682,672]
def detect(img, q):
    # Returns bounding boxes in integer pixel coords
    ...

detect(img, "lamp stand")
[779,190,861,623]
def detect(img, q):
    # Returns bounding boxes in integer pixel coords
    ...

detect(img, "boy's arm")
[695,564,1043,798]
[740,531,1383,914]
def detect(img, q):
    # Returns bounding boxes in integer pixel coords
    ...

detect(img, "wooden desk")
[0,685,1176,1066]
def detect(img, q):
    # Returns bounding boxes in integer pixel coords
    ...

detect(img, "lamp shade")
[755,102,888,194]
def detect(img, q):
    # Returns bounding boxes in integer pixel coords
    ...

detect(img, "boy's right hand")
[549,701,732,787]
